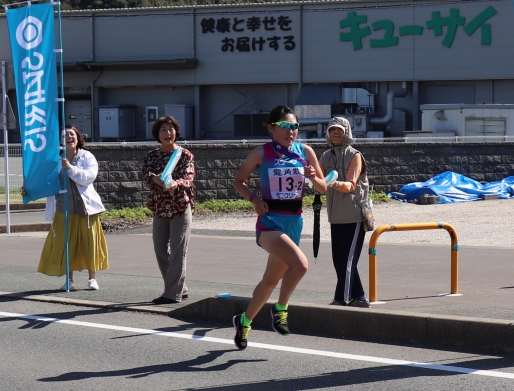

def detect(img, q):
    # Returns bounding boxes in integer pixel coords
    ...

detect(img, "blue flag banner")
[6,2,60,203]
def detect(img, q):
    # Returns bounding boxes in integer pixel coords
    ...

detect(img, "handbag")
[352,192,374,232]
[359,201,375,232]
[340,149,374,232]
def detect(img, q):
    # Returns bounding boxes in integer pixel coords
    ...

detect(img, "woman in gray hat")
[318,117,371,308]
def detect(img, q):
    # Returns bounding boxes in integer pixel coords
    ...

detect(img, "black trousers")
[330,222,366,303]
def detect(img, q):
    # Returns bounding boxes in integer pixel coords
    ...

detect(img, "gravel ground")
[191,199,514,248]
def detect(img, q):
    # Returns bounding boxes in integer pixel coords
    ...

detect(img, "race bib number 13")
[268,167,304,200]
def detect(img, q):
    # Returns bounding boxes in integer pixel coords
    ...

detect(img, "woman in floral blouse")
[142,116,195,304]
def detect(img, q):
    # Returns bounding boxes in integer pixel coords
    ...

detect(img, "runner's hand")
[252,197,268,216]
[304,165,316,179]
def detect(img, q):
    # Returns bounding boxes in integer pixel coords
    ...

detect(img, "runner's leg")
[245,251,288,320]
[244,230,307,320]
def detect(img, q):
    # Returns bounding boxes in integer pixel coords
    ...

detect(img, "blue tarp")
[387,171,514,203]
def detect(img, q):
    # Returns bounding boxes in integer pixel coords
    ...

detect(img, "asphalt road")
[1,299,514,391]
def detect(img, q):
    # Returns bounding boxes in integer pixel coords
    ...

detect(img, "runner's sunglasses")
[272,121,300,130]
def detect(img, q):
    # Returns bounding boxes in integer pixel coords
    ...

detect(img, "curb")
[0,223,51,234]
[0,203,46,212]
[2,291,513,354]
[170,296,514,354]
[0,291,172,315]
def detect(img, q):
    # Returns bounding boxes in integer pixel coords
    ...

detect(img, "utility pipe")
[369,81,408,125]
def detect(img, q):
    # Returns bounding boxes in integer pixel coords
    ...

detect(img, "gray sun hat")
[326,117,353,147]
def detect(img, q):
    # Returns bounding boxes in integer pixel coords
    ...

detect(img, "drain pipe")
[90,70,102,141]
[369,82,408,124]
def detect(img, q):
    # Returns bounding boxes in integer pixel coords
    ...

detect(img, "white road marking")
[1,310,513,379]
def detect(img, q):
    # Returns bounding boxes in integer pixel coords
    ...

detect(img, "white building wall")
[62,17,93,61]
[194,7,301,84]
[421,105,514,136]
[93,12,195,62]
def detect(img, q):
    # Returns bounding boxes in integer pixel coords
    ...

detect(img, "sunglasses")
[272,121,300,130]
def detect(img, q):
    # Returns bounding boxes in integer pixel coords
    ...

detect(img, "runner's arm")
[233,146,268,215]
[303,145,327,194]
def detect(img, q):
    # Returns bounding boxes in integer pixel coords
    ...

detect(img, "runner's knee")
[292,256,308,275]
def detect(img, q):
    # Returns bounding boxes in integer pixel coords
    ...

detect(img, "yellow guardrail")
[368,222,459,303]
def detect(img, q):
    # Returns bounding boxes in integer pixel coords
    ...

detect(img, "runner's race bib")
[268,166,304,200]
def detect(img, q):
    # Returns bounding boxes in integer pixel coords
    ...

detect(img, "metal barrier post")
[368,222,459,303]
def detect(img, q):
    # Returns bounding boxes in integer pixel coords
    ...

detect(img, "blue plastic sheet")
[387,171,514,203]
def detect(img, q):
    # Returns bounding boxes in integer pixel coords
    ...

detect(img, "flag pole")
[54,0,69,292]
[1,61,10,234]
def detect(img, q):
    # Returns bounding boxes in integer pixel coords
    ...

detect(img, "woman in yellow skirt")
[35,125,108,291]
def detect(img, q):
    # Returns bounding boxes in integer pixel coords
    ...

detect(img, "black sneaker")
[232,314,251,350]
[271,307,290,336]
[348,298,371,308]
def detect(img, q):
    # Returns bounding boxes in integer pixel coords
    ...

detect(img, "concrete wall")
[86,142,514,210]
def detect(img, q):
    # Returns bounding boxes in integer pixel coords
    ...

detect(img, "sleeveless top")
[320,144,369,224]
[258,142,306,214]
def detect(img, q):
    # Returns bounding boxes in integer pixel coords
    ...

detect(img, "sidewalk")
[1,230,513,354]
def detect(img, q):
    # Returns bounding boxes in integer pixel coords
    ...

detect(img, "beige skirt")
[38,212,109,277]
